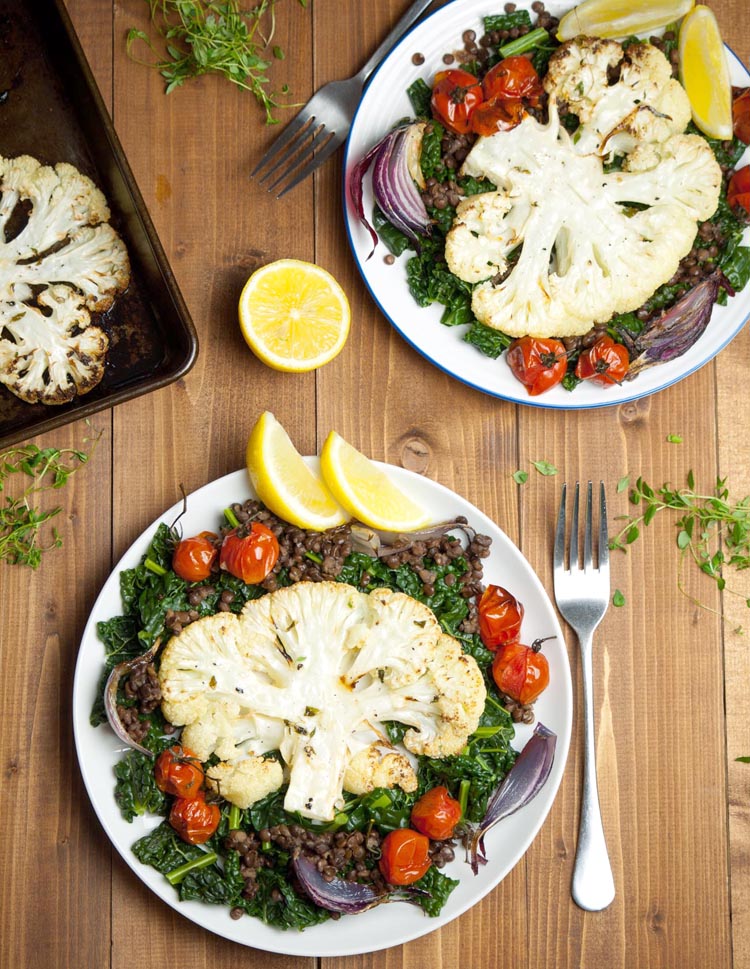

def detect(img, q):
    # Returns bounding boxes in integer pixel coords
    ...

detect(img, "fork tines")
[251,112,338,198]
[554,481,609,574]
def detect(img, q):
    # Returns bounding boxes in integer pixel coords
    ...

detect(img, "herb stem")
[458,779,471,818]
[228,804,241,830]
[144,557,168,576]
[224,506,240,528]
[165,850,218,885]
[498,28,550,58]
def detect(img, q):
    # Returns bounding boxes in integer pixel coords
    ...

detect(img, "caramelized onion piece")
[104,638,162,756]
[625,272,734,378]
[350,519,476,558]
[293,856,430,914]
[468,722,557,874]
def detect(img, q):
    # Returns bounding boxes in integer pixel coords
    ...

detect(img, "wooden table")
[2,2,749,966]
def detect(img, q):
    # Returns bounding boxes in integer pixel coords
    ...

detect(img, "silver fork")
[553,481,616,912]
[251,0,435,197]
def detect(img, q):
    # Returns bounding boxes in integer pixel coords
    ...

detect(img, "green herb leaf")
[612,589,625,607]
[617,475,630,493]
[512,470,529,485]
[531,460,559,476]
[126,0,309,123]
[0,427,100,569]
[666,434,683,444]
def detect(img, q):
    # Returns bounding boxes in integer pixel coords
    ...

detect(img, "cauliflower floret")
[0,154,129,405]
[443,192,514,283]
[343,743,418,795]
[448,101,720,339]
[158,581,486,822]
[544,38,691,156]
[0,286,108,404]
[206,757,284,809]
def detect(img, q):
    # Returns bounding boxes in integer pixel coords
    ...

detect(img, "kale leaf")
[463,321,512,358]
[412,865,460,917]
[132,821,203,873]
[484,10,532,33]
[372,205,413,257]
[114,746,169,822]
[407,77,432,119]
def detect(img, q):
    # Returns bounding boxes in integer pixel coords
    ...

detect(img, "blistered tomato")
[410,786,462,840]
[220,522,280,585]
[379,828,431,885]
[478,584,524,650]
[169,790,220,845]
[492,640,550,705]
[172,531,218,582]
[154,745,204,799]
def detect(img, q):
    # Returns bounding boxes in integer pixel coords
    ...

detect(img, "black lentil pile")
[118,660,161,743]
[368,519,492,635]
[225,823,457,919]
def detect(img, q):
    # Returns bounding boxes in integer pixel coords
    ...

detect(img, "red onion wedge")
[468,722,557,874]
[625,271,734,378]
[348,123,432,259]
[292,855,430,914]
[104,638,162,756]
[350,518,477,558]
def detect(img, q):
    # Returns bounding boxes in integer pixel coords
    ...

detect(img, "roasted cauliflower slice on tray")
[158,581,486,822]
[447,38,721,341]
[0,154,130,404]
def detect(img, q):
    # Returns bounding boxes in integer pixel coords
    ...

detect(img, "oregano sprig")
[0,427,101,568]
[610,472,750,618]
[126,0,309,123]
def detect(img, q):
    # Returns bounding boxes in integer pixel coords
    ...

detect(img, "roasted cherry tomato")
[478,584,524,650]
[378,828,432,885]
[172,531,218,582]
[728,166,750,221]
[507,336,567,396]
[574,336,629,386]
[734,88,750,144]
[410,786,462,840]
[471,97,526,136]
[491,639,550,705]
[169,790,220,845]
[431,69,484,134]
[154,744,204,799]
[219,522,280,585]
[482,56,542,105]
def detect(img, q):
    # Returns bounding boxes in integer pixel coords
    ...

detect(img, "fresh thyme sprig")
[0,427,101,568]
[610,472,750,619]
[126,0,309,123]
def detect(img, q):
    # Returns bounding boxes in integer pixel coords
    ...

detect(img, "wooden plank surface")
[0,1,748,968]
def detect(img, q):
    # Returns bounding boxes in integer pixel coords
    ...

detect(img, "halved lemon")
[557,0,694,40]
[247,411,349,530]
[319,431,431,532]
[678,5,733,140]
[238,259,350,373]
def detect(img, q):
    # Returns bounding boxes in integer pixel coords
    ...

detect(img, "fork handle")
[355,0,436,84]
[572,631,615,912]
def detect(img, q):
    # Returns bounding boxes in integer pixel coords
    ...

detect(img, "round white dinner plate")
[343,0,750,409]
[73,462,572,956]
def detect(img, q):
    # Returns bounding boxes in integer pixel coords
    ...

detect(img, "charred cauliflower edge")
[444,38,722,339]
[158,581,486,823]
[0,155,130,404]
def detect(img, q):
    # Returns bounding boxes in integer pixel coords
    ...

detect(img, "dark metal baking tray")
[0,0,198,447]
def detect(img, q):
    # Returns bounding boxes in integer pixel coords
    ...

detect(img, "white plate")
[73,462,572,956]
[343,0,750,409]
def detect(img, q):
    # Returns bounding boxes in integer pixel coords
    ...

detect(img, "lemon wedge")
[557,0,694,40]
[238,259,350,373]
[247,411,349,530]
[678,5,733,140]
[319,431,431,532]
